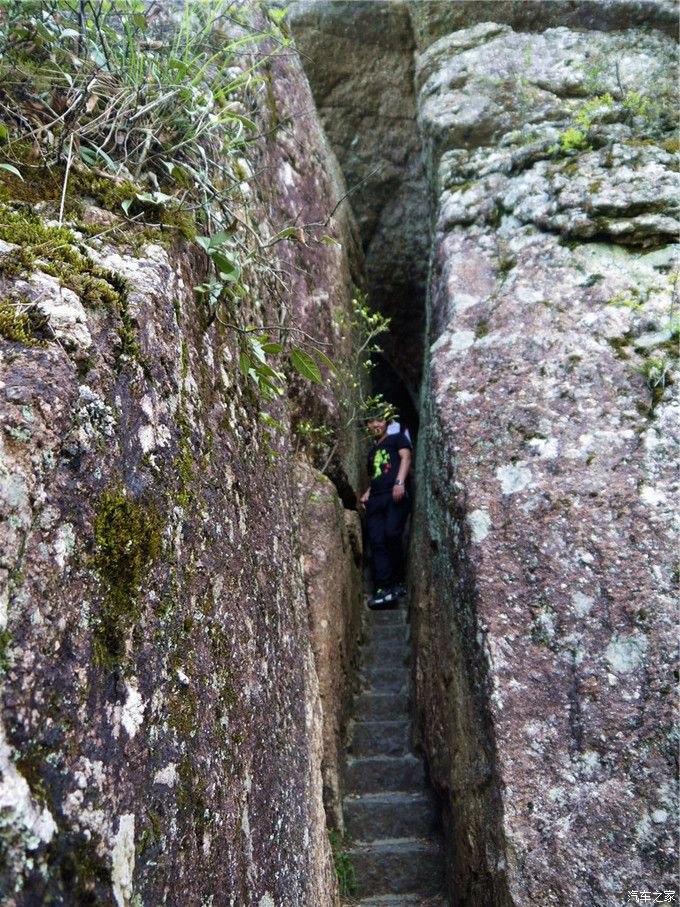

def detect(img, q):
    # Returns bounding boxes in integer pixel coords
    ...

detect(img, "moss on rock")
[92,485,163,667]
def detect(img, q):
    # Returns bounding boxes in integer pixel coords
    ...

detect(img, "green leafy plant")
[294,419,334,456]
[309,290,392,473]
[637,355,673,391]
[327,828,356,898]
[549,93,614,155]
[0,0,279,221]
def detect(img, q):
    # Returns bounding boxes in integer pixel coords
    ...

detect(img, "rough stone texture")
[0,29,363,907]
[409,0,680,50]
[289,0,430,400]
[410,10,679,907]
[296,459,363,829]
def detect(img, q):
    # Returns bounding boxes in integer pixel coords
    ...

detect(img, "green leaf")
[82,144,117,172]
[312,349,338,376]
[80,146,98,167]
[290,348,322,384]
[209,231,231,248]
[261,342,283,355]
[239,351,251,377]
[253,361,282,381]
[231,113,257,132]
[268,7,288,25]
[276,226,297,240]
[247,336,266,364]
[135,190,174,207]
[121,198,134,215]
[321,234,340,246]
[212,251,240,281]
[256,374,284,398]
[0,163,23,181]
[260,412,284,432]
[196,235,211,252]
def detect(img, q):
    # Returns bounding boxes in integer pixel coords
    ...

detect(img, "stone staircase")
[342,602,449,906]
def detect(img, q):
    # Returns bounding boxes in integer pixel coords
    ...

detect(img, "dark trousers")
[365,491,411,591]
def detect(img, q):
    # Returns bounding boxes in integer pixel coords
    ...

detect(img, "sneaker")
[392,583,407,598]
[368,588,398,610]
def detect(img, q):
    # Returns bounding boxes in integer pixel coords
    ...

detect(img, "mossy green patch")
[92,485,163,667]
[0,203,140,359]
[168,685,198,738]
[0,145,65,206]
[177,754,209,838]
[607,335,633,360]
[0,295,48,345]
[173,404,196,509]
[181,339,189,380]
[0,205,122,305]
[0,245,35,278]
[0,628,11,674]
[14,740,54,809]
[0,151,196,242]
[263,64,280,133]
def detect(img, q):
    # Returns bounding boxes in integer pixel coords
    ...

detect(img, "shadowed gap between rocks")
[287,4,518,903]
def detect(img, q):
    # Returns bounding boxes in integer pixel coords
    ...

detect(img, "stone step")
[356,896,449,907]
[366,607,407,626]
[365,623,410,644]
[345,755,426,795]
[348,839,446,898]
[344,792,439,842]
[350,720,411,758]
[360,663,409,692]
[361,644,410,668]
[355,690,409,721]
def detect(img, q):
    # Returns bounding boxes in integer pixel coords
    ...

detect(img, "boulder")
[410,9,679,905]
[0,22,362,907]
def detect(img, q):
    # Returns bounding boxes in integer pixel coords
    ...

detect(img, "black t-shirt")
[367,431,412,495]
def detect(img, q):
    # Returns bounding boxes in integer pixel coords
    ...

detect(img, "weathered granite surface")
[296,460,363,830]
[0,27,362,907]
[410,10,679,907]
[409,0,680,50]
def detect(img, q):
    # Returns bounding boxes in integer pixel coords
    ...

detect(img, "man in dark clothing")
[359,411,412,609]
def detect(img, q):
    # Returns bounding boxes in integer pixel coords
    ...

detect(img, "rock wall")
[297,460,363,830]
[409,7,679,907]
[0,25,362,907]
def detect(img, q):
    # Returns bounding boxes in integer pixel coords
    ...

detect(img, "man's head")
[367,417,388,439]
[364,399,398,439]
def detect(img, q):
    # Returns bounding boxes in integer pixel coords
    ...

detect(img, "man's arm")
[393,447,412,501]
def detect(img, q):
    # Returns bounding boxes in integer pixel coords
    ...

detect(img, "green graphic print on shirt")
[372,449,390,479]
[367,431,412,494]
